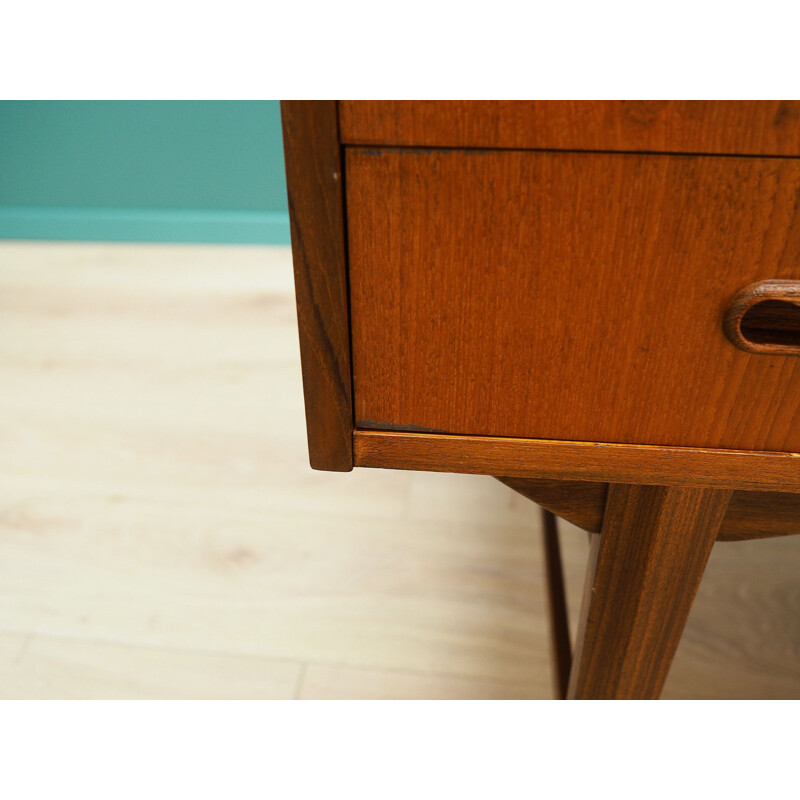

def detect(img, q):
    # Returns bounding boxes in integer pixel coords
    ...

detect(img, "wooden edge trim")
[354,430,800,492]
[281,101,353,471]
[723,279,800,356]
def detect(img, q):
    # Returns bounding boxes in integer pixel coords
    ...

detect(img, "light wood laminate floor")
[0,241,798,699]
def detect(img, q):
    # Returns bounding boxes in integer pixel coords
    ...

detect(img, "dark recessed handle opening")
[724,281,800,356]
[740,300,800,347]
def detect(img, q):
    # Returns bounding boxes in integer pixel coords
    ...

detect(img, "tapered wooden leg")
[567,484,732,700]
[541,509,572,699]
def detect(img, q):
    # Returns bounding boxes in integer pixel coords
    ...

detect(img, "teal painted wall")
[0,101,290,243]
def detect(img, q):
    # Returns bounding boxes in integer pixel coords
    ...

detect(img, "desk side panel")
[282,101,352,471]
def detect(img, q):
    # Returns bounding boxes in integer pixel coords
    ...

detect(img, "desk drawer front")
[339,101,800,156]
[346,148,800,452]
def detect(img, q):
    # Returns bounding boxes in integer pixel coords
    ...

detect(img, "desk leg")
[567,484,732,700]
[541,509,572,699]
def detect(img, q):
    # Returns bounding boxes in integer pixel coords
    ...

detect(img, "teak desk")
[281,101,800,700]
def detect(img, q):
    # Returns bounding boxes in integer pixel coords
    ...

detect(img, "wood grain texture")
[3,241,798,700]
[355,430,800,492]
[0,242,555,698]
[497,477,608,533]
[497,477,800,540]
[347,147,800,453]
[721,491,800,541]
[663,534,800,699]
[568,485,732,700]
[298,662,543,700]
[281,101,352,470]
[339,101,800,156]
[0,636,302,700]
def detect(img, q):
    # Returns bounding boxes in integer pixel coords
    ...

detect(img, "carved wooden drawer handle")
[724,280,800,355]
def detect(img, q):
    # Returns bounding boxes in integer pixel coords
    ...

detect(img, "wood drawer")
[339,101,800,156]
[346,147,800,452]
